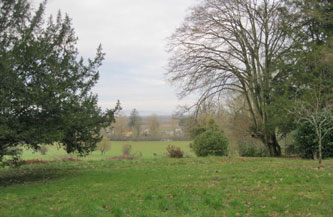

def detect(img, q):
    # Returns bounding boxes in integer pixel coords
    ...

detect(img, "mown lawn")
[21,141,193,161]
[0,157,332,217]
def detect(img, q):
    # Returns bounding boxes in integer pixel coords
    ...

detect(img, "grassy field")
[21,141,193,161]
[1,157,332,217]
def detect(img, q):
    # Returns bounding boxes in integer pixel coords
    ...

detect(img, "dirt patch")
[24,158,82,165]
[109,155,134,160]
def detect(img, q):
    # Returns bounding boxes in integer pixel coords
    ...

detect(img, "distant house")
[175,128,183,135]
[143,128,150,136]
[125,131,133,137]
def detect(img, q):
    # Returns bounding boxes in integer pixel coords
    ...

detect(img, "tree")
[293,102,333,165]
[0,0,119,161]
[96,137,111,155]
[167,0,293,156]
[281,0,333,164]
[170,116,179,137]
[147,114,160,138]
[128,109,142,137]
[111,114,129,140]
[279,0,333,100]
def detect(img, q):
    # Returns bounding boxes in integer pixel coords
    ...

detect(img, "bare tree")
[111,114,129,140]
[96,137,111,155]
[167,0,291,156]
[148,115,160,138]
[292,79,333,166]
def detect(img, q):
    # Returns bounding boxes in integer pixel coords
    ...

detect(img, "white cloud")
[32,0,199,115]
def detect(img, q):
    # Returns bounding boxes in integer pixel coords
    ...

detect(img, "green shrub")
[238,142,268,157]
[294,117,333,159]
[239,146,267,157]
[285,144,298,157]
[192,129,228,157]
[166,145,184,158]
[0,147,24,168]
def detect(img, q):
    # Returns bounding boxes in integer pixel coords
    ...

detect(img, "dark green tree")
[278,0,333,164]
[128,109,141,137]
[0,0,119,162]
[281,0,333,103]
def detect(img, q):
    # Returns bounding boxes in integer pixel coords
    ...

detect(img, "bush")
[122,144,132,156]
[238,142,268,157]
[39,145,48,155]
[192,129,228,157]
[294,118,333,159]
[166,145,184,158]
[0,147,24,168]
[285,144,298,157]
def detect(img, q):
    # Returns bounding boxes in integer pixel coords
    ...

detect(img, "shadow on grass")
[0,164,79,186]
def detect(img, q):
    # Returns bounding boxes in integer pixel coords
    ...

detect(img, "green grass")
[21,141,193,161]
[1,157,332,217]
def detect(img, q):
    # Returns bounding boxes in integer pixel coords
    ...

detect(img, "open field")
[1,157,332,217]
[21,141,193,161]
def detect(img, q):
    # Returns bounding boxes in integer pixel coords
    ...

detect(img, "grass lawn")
[0,157,332,217]
[21,141,193,161]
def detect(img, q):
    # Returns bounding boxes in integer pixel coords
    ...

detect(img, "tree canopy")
[0,0,119,160]
[168,0,333,157]
[167,0,294,156]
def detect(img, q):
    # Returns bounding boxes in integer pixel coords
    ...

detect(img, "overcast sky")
[32,0,198,115]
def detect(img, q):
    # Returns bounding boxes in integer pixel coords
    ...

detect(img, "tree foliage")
[281,0,333,105]
[0,0,118,161]
[294,109,333,159]
[281,0,333,163]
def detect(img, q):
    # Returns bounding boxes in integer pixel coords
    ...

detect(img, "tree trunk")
[318,138,322,165]
[263,133,281,157]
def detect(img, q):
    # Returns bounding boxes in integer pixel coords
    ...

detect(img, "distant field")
[1,157,332,216]
[22,141,193,161]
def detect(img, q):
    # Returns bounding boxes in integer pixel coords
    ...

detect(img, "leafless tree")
[298,109,333,166]
[291,80,333,166]
[148,115,160,138]
[167,0,292,156]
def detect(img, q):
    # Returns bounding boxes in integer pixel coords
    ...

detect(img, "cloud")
[32,0,198,115]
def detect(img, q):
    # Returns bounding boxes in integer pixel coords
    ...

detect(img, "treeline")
[104,109,188,141]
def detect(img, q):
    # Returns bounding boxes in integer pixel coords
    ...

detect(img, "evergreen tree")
[128,109,141,137]
[0,0,119,161]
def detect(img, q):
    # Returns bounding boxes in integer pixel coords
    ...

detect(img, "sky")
[32,0,198,116]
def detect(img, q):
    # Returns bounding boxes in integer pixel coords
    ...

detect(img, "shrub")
[39,145,48,155]
[285,144,298,157]
[238,142,268,157]
[189,118,220,139]
[0,147,24,168]
[122,144,132,156]
[166,145,184,158]
[294,118,333,159]
[192,129,228,157]
[239,146,267,157]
